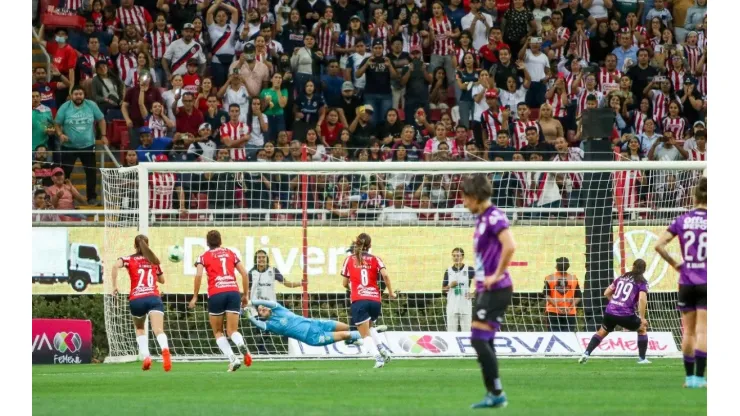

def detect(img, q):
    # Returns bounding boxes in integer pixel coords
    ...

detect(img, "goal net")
[101,160,706,362]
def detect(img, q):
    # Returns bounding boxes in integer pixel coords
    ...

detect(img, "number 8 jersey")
[341,254,386,303]
[195,247,241,297]
[120,255,163,300]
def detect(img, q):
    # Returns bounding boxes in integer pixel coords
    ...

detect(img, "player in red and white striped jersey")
[549,11,570,60]
[220,103,251,161]
[312,7,340,59]
[112,235,172,372]
[368,8,393,55]
[598,54,622,92]
[117,0,153,35]
[146,13,178,63]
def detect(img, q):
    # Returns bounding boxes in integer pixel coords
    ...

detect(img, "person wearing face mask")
[231,44,271,98]
[39,25,78,100]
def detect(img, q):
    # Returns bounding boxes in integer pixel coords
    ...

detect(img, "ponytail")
[354,233,372,265]
[624,259,646,285]
[135,234,161,265]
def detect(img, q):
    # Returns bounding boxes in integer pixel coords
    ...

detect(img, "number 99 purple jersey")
[605,275,648,317]
[667,208,707,286]
[473,205,513,292]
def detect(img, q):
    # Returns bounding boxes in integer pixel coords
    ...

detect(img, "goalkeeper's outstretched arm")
[247,312,268,331]
[251,300,279,309]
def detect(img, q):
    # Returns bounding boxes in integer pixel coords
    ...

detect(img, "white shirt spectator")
[499,87,528,118]
[461,12,494,50]
[379,205,418,222]
[524,49,549,82]
[188,139,217,161]
[163,38,207,76]
[247,113,269,147]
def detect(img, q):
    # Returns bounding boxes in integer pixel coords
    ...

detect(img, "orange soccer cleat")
[142,356,152,371]
[244,351,253,367]
[162,349,172,372]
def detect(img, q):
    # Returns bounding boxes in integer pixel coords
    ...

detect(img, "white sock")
[156,333,169,350]
[370,327,383,350]
[364,336,380,357]
[230,332,245,349]
[216,336,235,361]
[136,335,150,358]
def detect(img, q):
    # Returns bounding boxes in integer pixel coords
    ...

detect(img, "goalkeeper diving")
[245,300,386,347]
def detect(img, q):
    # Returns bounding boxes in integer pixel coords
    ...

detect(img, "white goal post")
[101,161,706,362]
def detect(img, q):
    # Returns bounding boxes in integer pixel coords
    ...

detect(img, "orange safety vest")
[545,272,579,315]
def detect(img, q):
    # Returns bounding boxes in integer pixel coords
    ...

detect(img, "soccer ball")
[168,245,184,263]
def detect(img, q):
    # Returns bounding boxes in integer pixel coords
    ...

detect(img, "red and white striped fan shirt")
[552,147,584,189]
[667,69,686,93]
[631,110,648,135]
[455,46,479,67]
[546,93,568,118]
[614,169,642,209]
[114,53,137,82]
[65,0,85,11]
[565,73,583,100]
[149,172,177,211]
[526,172,552,207]
[116,5,152,35]
[698,63,707,96]
[662,116,687,141]
[552,26,570,60]
[219,121,250,161]
[510,171,532,206]
[513,120,539,150]
[430,16,455,56]
[698,31,707,50]
[651,90,668,123]
[314,22,339,57]
[598,68,621,92]
[688,149,706,161]
[145,115,168,139]
[628,26,648,47]
[403,28,423,56]
[146,27,178,60]
[369,23,392,54]
[480,108,503,142]
[573,35,590,63]
[576,88,603,116]
[684,45,703,73]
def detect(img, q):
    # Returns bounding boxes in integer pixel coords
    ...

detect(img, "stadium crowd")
[31,0,707,218]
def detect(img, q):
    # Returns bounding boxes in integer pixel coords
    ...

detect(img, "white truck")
[32,228,104,292]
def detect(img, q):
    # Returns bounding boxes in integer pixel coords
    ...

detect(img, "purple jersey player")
[579,260,650,365]
[656,176,708,388]
[461,174,516,410]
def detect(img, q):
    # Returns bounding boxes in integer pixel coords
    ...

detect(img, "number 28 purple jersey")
[667,208,707,286]
[605,275,648,317]
[473,205,513,292]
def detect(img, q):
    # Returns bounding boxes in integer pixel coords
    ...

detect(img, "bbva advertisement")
[31,225,682,295]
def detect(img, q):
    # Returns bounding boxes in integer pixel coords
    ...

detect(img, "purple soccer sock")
[684,355,695,377]
[695,350,707,377]
[585,334,603,355]
[637,334,648,360]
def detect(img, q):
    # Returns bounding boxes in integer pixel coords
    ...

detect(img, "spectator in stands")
[39,26,78,99]
[626,48,658,99]
[125,51,158,88]
[245,97,269,159]
[33,66,67,118]
[683,121,706,151]
[206,0,241,88]
[379,191,417,223]
[219,71,250,120]
[319,108,346,147]
[232,44,271,97]
[543,257,582,332]
[521,126,555,160]
[163,23,207,80]
[403,44,432,123]
[32,91,54,151]
[33,145,58,188]
[175,92,205,137]
[203,94,229,142]
[261,73,289,142]
[489,131,516,161]
[648,132,688,161]
[46,167,87,210]
[136,127,175,162]
[322,59,346,108]
[122,72,163,148]
[76,36,112,97]
[294,79,326,140]
[91,61,125,122]
[356,39,397,126]
[428,67,450,110]
[54,86,106,206]
[32,188,59,222]
[188,123,218,162]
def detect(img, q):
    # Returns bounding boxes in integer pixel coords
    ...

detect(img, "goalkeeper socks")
[695,350,707,377]
[683,355,696,377]
[216,336,235,361]
[136,335,150,358]
[637,334,648,360]
[585,334,603,355]
[156,333,169,350]
[350,331,361,341]
[231,332,245,348]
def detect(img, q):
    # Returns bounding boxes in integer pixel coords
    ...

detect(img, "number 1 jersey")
[195,247,241,297]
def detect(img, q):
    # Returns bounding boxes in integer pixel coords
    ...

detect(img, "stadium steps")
[32,28,49,71]
[69,152,119,207]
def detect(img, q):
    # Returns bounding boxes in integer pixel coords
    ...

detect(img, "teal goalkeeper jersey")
[249,300,312,340]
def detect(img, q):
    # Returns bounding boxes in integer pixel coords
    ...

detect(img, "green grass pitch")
[33,359,706,415]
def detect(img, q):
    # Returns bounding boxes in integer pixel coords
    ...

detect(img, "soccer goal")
[101,160,706,362]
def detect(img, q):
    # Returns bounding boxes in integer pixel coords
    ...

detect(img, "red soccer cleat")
[142,356,152,371]
[162,349,172,372]
[244,351,252,367]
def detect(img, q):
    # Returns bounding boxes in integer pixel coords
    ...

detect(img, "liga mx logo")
[398,335,448,354]
[53,332,82,354]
